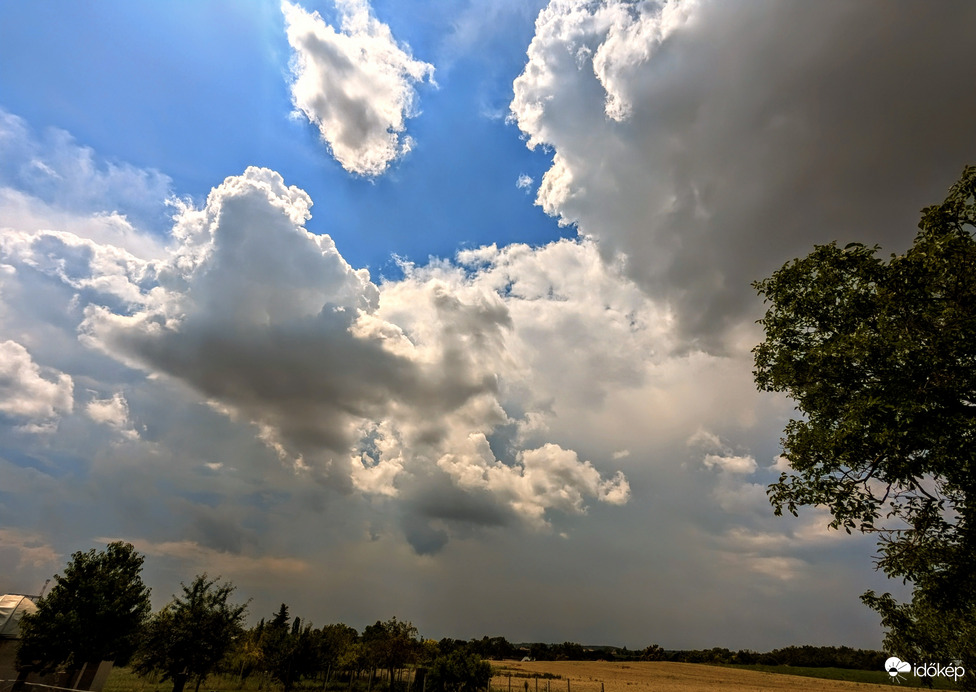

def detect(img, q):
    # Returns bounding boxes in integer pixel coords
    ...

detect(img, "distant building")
[0,594,113,691]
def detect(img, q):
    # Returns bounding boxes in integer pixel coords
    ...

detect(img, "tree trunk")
[172,671,189,692]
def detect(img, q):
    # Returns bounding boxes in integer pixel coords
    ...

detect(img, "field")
[490,660,949,692]
[101,660,959,692]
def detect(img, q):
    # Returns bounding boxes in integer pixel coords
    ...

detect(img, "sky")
[1,0,975,652]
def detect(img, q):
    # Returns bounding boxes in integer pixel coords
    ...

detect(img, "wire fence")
[0,681,84,692]
[2,672,609,692]
[489,677,605,692]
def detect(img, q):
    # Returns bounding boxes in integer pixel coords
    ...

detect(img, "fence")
[488,677,605,692]
[0,682,86,692]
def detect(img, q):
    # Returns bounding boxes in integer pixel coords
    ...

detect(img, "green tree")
[426,650,491,692]
[639,644,665,662]
[259,605,320,692]
[754,165,976,687]
[316,623,359,683]
[16,542,151,680]
[227,623,265,685]
[362,617,419,692]
[135,574,248,692]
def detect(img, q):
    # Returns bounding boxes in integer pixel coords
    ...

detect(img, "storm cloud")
[511,0,976,349]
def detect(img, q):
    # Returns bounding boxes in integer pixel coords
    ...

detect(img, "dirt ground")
[490,659,906,692]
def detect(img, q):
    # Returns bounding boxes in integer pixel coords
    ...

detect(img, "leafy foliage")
[754,165,976,687]
[426,650,491,692]
[258,604,320,692]
[134,574,248,692]
[362,617,420,691]
[17,542,151,674]
[465,636,517,661]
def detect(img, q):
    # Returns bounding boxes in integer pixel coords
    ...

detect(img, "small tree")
[135,574,248,692]
[316,623,359,683]
[17,542,151,679]
[259,605,320,692]
[426,650,491,692]
[362,618,419,692]
[227,624,265,684]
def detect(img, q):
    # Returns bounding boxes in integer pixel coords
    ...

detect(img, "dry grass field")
[490,660,910,692]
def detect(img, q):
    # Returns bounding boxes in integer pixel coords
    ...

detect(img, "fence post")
[567,679,570,692]
[508,675,512,692]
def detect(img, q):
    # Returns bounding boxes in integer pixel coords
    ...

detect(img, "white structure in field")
[0,594,38,684]
[0,593,113,691]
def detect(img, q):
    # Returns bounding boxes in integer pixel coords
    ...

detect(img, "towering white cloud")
[511,0,976,349]
[282,0,435,176]
[64,167,631,547]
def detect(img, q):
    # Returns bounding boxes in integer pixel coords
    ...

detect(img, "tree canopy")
[426,650,492,692]
[17,541,151,675]
[362,617,419,692]
[754,165,976,686]
[257,604,320,692]
[135,574,248,692]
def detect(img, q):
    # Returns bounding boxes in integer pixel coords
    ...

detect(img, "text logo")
[884,656,966,683]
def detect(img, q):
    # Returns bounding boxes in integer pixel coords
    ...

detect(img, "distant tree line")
[632,644,885,670]
[13,542,888,692]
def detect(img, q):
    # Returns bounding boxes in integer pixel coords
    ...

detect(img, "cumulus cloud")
[0,340,73,430]
[688,427,754,470]
[511,0,976,349]
[688,427,767,517]
[43,167,634,549]
[703,453,756,475]
[282,0,435,176]
[437,438,629,527]
[86,391,139,439]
